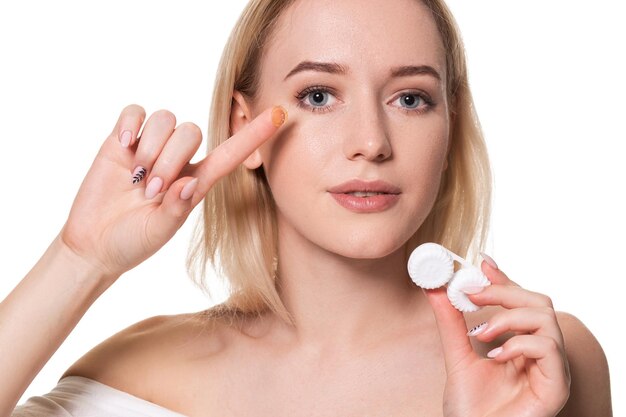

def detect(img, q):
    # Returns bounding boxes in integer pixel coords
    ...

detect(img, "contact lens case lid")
[446,267,491,312]
[407,242,455,289]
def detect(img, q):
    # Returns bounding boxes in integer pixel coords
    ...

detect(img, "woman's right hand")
[58,104,286,280]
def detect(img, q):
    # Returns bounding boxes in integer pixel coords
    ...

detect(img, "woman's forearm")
[0,234,117,416]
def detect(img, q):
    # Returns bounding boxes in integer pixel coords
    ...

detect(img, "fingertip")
[271,106,288,127]
[481,262,515,286]
[158,177,197,221]
[487,346,504,359]
[120,130,132,148]
[180,177,199,201]
[114,104,146,148]
[423,286,451,309]
[480,252,499,270]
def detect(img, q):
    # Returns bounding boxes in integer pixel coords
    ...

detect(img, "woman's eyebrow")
[390,65,441,81]
[283,60,441,82]
[284,61,347,80]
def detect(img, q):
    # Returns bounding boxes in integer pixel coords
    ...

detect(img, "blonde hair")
[186,0,492,326]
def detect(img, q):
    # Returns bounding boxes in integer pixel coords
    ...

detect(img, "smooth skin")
[4,0,611,416]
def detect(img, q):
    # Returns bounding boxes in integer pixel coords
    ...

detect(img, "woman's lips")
[329,192,400,213]
[327,178,401,213]
[327,179,401,194]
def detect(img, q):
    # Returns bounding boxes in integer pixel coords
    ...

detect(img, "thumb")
[423,287,477,372]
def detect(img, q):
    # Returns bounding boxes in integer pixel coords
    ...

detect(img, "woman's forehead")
[262,0,446,84]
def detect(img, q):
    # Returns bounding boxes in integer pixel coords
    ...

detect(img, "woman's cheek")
[260,125,329,198]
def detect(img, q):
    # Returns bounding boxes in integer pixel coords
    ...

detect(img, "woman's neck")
[273,221,431,353]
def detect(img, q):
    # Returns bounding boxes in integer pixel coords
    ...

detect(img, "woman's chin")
[325,236,408,261]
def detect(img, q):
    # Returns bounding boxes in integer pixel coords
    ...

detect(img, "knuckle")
[176,122,202,135]
[169,202,189,219]
[540,305,556,318]
[539,307,557,326]
[540,294,554,308]
[152,109,177,126]
[167,187,192,218]
[176,122,203,141]
[152,157,178,179]
[156,156,175,169]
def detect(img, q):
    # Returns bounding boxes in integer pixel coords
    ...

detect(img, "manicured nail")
[467,321,488,336]
[461,286,486,294]
[180,178,198,201]
[145,176,163,199]
[271,106,287,127]
[120,130,132,148]
[480,252,499,270]
[487,346,503,358]
[132,166,147,184]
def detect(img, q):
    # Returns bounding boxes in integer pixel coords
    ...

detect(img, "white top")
[12,376,189,417]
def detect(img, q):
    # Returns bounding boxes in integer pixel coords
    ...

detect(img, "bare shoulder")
[555,311,613,417]
[60,307,238,407]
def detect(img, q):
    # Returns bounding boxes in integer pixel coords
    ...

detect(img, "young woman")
[2,0,611,416]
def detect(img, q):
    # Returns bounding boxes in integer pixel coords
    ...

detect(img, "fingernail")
[480,252,499,270]
[461,286,485,294]
[132,166,147,184]
[487,346,503,359]
[271,106,287,127]
[467,321,488,336]
[145,176,163,199]
[120,130,132,148]
[180,177,198,201]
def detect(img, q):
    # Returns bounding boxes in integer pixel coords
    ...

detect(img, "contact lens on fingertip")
[271,106,288,127]
[407,242,491,312]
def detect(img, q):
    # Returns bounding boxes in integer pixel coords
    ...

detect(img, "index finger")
[193,105,287,195]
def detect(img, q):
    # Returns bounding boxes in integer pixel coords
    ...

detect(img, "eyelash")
[294,85,436,115]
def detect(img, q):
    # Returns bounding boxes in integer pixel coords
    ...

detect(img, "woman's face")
[243,0,450,259]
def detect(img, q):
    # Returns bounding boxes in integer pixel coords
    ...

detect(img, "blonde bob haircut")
[186,0,492,327]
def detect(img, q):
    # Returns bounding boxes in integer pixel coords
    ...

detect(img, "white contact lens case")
[407,242,491,312]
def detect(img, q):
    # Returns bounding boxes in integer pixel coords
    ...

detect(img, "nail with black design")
[466,321,488,337]
[132,166,147,184]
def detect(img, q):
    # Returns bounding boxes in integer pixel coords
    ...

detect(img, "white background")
[1,0,623,413]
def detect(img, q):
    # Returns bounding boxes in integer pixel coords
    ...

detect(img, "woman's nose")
[342,103,392,162]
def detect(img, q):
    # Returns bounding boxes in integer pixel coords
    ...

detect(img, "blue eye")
[400,94,422,109]
[390,91,434,114]
[307,91,330,106]
[295,86,338,113]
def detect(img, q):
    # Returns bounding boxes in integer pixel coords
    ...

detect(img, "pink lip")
[328,179,401,213]
[327,179,401,194]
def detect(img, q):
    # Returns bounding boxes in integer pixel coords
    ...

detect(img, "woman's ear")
[231,90,264,169]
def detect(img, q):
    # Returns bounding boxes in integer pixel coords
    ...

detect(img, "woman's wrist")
[50,233,120,290]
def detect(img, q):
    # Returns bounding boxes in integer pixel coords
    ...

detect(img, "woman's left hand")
[423,258,571,417]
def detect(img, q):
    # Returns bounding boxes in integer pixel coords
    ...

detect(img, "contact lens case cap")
[407,242,491,312]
